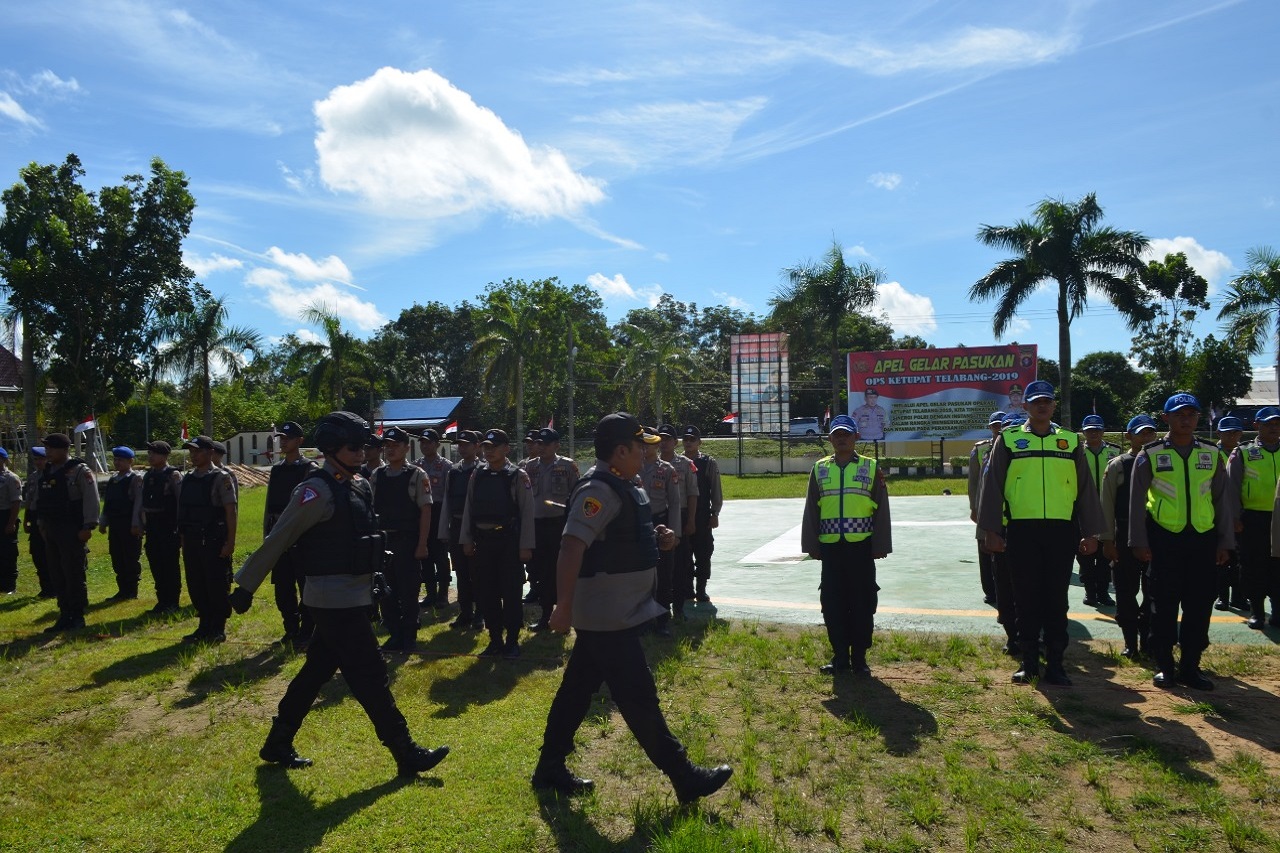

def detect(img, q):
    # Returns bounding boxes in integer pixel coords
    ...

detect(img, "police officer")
[1215,415,1247,611]
[0,448,20,595]
[851,390,889,441]
[440,430,483,630]
[179,435,238,643]
[460,429,535,659]
[265,422,316,646]
[37,433,100,632]
[519,429,541,603]
[136,441,183,614]
[984,412,1028,656]
[98,446,143,600]
[525,427,579,631]
[212,440,240,494]
[801,415,892,675]
[1099,415,1158,658]
[640,429,681,636]
[968,411,1005,607]
[229,411,450,777]
[370,427,432,651]
[1129,393,1233,689]
[657,424,699,613]
[1233,407,1280,629]
[682,425,723,603]
[22,446,53,598]
[534,412,732,803]
[360,434,385,479]
[979,381,1104,686]
[415,428,452,609]
[1080,414,1121,607]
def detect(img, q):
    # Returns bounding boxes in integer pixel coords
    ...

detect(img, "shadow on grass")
[0,592,49,614]
[536,791,643,852]
[224,765,409,853]
[1200,669,1280,754]
[171,647,290,709]
[822,673,938,756]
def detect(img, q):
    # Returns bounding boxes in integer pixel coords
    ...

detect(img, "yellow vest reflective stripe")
[974,442,991,470]
[1001,425,1079,521]
[815,455,877,543]
[1144,441,1218,533]
[1239,442,1280,512]
[1083,443,1121,495]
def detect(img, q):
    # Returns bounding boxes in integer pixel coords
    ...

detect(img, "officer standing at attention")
[23,446,53,598]
[984,413,1029,657]
[265,422,316,646]
[415,428,452,609]
[1214,416,1247,611]
[526,427,579,631]
[360,434,385,479]
[98,446,143,601]
[136,441,183,614]
[967,411,1005,607]
[1129,393,1233,689]
[372,427,432,652]
[519,429,540,604]
[440,430,483,631]
[460,429,535,659]
[979,380,1104,686]
[179,435,238,643]
[0,448,20,595]
[37,433,100,633]
[1099,415,1158,658]
[801,415,892,675]
[681,426,723,604]
[640,429,681,636]
[229,411,450,776]
[1232,407,1280,629]
[212,441,239,494]
[1079,415,1121,607]
[658,424,699,613]
[534,412,732,803]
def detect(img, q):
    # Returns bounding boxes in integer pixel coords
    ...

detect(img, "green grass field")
[722,474,967,501]
[3,487,1279,852]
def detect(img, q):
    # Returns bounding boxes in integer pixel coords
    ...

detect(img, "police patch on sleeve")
[299,486,319,505]
[582,496,602,518]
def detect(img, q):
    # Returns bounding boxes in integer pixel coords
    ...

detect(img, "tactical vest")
[578,469,659,578]
[372,465,421,533]
[814,455,878,543]
[469,466,517,530]
[1084,442,1121,495]
[142,466,178,530]
[692,454,713,517]
[1143,440,1218,534]
[103,472,137,522]
[178,471,224,538]
[1001,425,1079,521]
[1115,454,1137,530]
[38,459,86,524]
[446,463,473,518]
[266,460,313,515]
[1239,441,1280,513]
[292,469,382,577]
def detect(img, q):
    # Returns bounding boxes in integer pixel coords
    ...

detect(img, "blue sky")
[2,0,1277,375]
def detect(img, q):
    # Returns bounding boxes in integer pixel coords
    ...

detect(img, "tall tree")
[471,282,540,441]
[1183,335,1251,415]
[1218,245,1280,391]
[1073,351,1146,407]
[295,303,371,412]
[1129,252,1210,385]
[154,294,262,436]
[0,154,196,430]
[969,193,1149,425]
[614,321,695,423]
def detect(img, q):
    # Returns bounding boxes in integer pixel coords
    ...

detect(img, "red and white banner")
[846,344,1038,440]
[721,412,739,424]
[443,420,458,437]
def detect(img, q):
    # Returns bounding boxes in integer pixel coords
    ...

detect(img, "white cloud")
[712,290,752,311]
[242,248,384,333]
[1142,236,1234,289]
[563,97,767,170]
[875,281,936,336]
[277,161,313,193]
[867,172,902,191]
[847,244,873,258]
[184,252,243,278]
[263,247,353,285]
[0,92,40,127]
[314,67,606,221]
[818,26,1078,76]
[586,272,663,305]
[23,70,80,96]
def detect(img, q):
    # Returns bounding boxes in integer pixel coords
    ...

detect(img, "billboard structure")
[730,333,789,434]
[846,344,1038,441]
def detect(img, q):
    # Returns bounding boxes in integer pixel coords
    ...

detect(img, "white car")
[788,417,821,437]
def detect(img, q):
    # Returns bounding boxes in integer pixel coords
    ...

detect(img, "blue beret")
[112,446,135,459]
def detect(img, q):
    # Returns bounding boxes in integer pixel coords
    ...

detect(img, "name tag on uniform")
[1195,452,1214,470]
[1155,453,1173,472]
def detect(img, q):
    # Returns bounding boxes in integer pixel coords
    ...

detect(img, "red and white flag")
[823,405,831,426]
[73,416,96,434]
[546,417,554,429]
[180,421,189,441]
[721,412,739,424]
[376,421,384,436]
[443,420,459,437]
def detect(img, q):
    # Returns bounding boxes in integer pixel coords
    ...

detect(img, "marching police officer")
[179,435,238,643]
[371,427,432,651]
[1099,415,1158,657]
[801,415,892,675]
[0,448,20,595]
[1080,414,1121,607]
[1232,407,1280,629]
[534,412,732,803]
[136,441,183,614]
[1215,415,1247,611]
[22,446,53,598]
[265,422,316,646]
[657,424,698,613]
[979,381,1104,686]
[415,428,452,609]
[968,411,1005,606]
[525,427,579,631]
[681,425,723,604]
[640,430,681,636]
[460,429,535,659]
[37,433,100,632]
[440,430,483,630]
[98,446,143,601]
[229,411,450,776]
[1129,393,1233,689]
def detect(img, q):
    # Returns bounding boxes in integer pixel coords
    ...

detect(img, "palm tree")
[969,193,1149,426]
[295,303,371,411]
[1218,245,1280,391]
[154,294,261,435]
[471,291,538,441]
[614,322,695,423]
[771,240,882,413]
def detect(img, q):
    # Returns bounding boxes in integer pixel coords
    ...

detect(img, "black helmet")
[312,411,370,453]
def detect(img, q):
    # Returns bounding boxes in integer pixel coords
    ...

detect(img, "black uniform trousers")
[28,522,51,596]
[276,605,411,746]
[1217,548,1243,606]
[540,624,686,774]
[531,516,566,615]
[0,526,17,593]
[818,538,879,667]
[447,519,475,620]
[41,521,89,619]
[1239,509,1280,617]
[144,524,182,608]
[471,531,523,643]
[107,523,142,597]
[382,530,422,641]
[270,546,312,639]
[976,539,997,601]
[1077,550,1112,600]
[690,507,715,593]
[991,547,1019,642]
[182,533,231,633]
[651,511,675,618]
[1005,519,1077,661]
[1146,521,1217,665]
[673,535,695,604]
[422,507,450,603]
[1111,534,1149,647]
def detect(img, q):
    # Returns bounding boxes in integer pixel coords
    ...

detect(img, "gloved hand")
[229,586,253,614]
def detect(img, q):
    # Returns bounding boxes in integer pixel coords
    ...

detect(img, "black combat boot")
[259,717,313,768]
[1120,629,1139,659]
[1011,656,1039,684]
[386,734,450,778]
[669,761,733,804]
[531,758,594,796]
[1152,653,1178,689]
[1042,651,1072,686]
[1178,650,1214,691]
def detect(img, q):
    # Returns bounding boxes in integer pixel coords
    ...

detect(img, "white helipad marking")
[738,519,973,563]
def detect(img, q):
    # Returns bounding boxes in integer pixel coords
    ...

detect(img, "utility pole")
[567,322,577,457]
